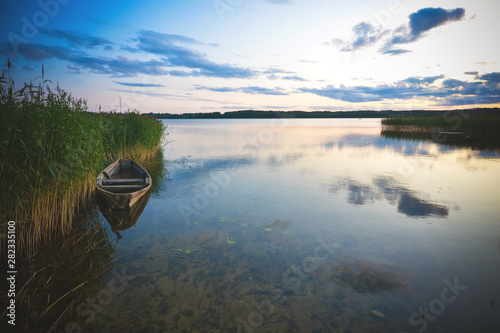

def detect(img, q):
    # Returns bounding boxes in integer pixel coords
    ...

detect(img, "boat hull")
[96,159,152,210]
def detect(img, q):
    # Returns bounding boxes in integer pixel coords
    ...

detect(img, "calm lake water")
[82,119,500,332]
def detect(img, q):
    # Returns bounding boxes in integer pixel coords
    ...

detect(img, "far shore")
[147,108,500,119]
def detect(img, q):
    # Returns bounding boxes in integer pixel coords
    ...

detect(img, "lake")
[83,118,500,332]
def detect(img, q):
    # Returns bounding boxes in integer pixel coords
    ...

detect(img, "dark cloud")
[442,79,465,89]
[0,29,256,79]
[408,7,465,40]
[337,7,465,55]
[0,42,74,61]
[437,72,500,105]
[40,29,114,49]
[384,7,466,51]
[195,85,288,96]
[479,72,500,83]
[404,75,445,85]
[300,72,500,106]
[0,41,167,76]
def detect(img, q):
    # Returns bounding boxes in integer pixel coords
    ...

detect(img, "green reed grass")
[0,64,165,259]
[381,114,500,133]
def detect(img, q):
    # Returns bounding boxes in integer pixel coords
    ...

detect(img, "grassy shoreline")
[381,113,500,133]
[380,113,500,150]
[0,69,165,259]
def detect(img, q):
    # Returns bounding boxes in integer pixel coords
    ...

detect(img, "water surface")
[83,118,500,332]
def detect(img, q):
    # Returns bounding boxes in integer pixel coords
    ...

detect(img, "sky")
[1,0,499,114]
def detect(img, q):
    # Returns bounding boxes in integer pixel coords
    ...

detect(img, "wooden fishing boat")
[435,131,471,143]
[96,159,152,210]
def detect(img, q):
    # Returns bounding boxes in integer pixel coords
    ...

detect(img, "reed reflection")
[381,130,500,152]
[0,206,116,333]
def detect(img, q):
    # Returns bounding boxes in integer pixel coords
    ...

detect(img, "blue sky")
[1,0,499,113]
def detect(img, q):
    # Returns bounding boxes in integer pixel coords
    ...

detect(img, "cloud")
[263,68,306,81]
[380,48,411,56]
[0,42,74,61]
[0,41,170,76]
[40,29,114,49]
[336,7,465,55]
[0,29,256,79]
[282,75,307,81]
[112,89,222,103]
[136,30,201,47]
[299,72,500,106]
[240,86,288,95]
[385,7,466,48]
[113,81,164,88]
[67,64,82,74]
[135,30,256,78]
[408,7,465,40]
[340,22,387,52]
[72,56,168,76]
[195,85,289,96]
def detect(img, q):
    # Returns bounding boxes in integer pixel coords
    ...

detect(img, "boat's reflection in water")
[97,188,151,240]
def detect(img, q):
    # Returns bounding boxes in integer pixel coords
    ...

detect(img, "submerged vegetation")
[0,208,115,333]
[0,64,165,258]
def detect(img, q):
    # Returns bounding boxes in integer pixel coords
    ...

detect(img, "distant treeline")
[148,108,500,119]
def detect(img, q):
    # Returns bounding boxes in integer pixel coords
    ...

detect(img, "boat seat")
[102,178,145,185]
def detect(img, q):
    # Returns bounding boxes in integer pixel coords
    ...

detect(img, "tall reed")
[381,114,500,133]
[0,65,165,259]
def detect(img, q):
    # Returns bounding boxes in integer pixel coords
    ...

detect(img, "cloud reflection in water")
[328,175,449,218]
